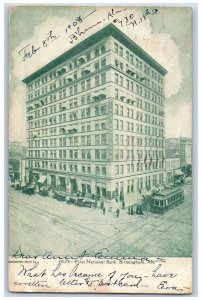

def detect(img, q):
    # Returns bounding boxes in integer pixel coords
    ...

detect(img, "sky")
[8,6,192,144]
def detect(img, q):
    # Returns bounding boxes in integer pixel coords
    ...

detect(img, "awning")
[92,92,99,98]
[120,96,125,100]
[35,102,41,108]
[78,55,86,63]
[38,175,47,184]
[67,76,73,82]
[56,68,62,74]
[174,169,185,176]
[61,66,67,73]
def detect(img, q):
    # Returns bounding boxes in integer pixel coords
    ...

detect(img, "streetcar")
[150,187,184,213]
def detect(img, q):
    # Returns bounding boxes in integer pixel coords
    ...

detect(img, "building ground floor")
[166,169,185,185]
[26,168,166,200]
[9,159,26,182]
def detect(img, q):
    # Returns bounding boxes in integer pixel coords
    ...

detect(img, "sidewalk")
[104,192,146,212]
[184,177,192,184]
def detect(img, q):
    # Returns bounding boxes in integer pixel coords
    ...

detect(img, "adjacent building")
[165,150,181,184]
[22,24,167,199]
[9,142,26,182]
[165,137,192,169]
[180,137,192,167]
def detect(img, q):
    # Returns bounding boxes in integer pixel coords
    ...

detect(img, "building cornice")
[22,24,167,84]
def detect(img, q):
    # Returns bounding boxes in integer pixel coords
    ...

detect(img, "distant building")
[165,150,181,184]
[180,137,192,167]
[165,137,192,169]
[9,142,26,182]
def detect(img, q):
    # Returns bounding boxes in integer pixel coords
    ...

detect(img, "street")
[9,181,192,257]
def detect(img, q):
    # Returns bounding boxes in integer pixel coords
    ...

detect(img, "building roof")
[180,137,192,144]
[22,23,167,84]
[166,149,180,159]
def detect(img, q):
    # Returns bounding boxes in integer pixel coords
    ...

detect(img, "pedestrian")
[116,208,120,218]
[139,205,144,215]
[102,206,106,215]
[95,200,98,209]
[136,205,139,215]
[122,200,125,210]
[100,200,104,210]
[115,195,119,202]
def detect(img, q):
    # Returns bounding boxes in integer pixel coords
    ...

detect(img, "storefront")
[81,181,91,196]
[38,175,47,186]
[97,183,107,198]
[174,169,185,182]
[50,174,56,188]
[70,178,77,193]
[59,176,66,191]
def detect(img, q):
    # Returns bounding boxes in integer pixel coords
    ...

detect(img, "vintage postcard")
[8,6,192,294]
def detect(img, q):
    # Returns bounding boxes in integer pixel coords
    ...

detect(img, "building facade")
[165,152,181,184]
[9,142,26,182]
[23,24,167,199]
[166,137,192,169]
[180,137,192,167]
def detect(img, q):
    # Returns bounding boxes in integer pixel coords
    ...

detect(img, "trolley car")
[150,187,184,213]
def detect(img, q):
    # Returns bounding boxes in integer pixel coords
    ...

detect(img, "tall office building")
[23,24,167,199]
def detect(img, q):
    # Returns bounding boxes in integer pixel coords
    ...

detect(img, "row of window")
[27,42,107,92]
[114,71,163,96]
[115,104,164,121]
[28,89,108,114]
[28,72,108,101]
[114,134,164,147]
[27,38,164,96]
[28,120,107,139]
[27,148,164,161]
[114,149,165,160]
[115,88,164,108]
[115,160,165,175]
[28,160,164,176]
[114,120,164,136]
[166,160,180,170]
[27,103,108,127]
[28,98,164,127]
[114,42,163,84]
[115,173,165,195]
[28,112,163,133]
[28,160,107,175]
[28,103,164,129]
[29,122,162,139]
[28,133,164,148]
[28,135,108,148]
[28,82,163,118]
[28,66,164,108]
